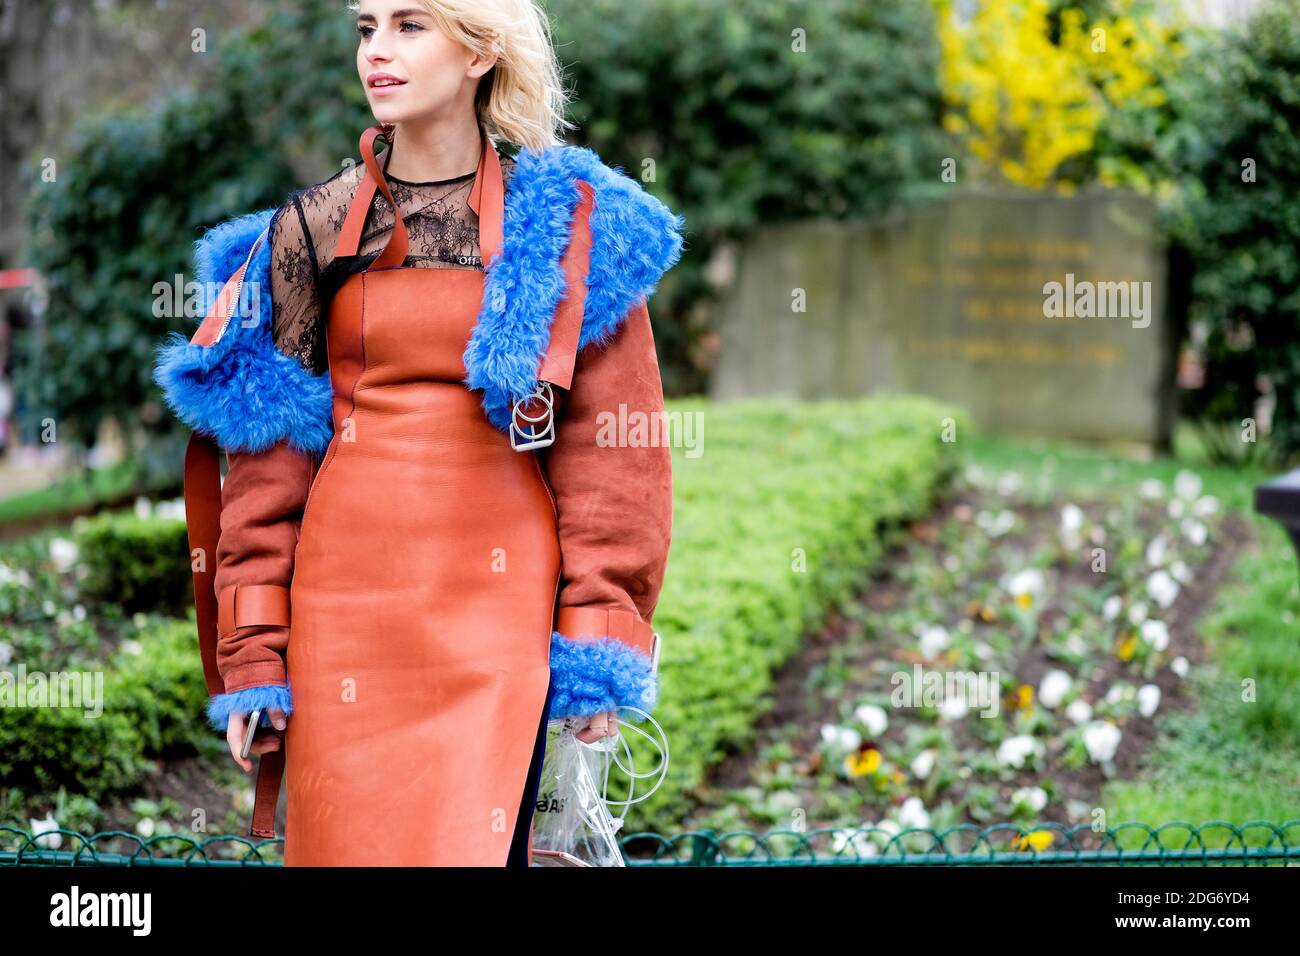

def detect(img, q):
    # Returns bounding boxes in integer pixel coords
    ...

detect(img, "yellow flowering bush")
[935,0,1186,191]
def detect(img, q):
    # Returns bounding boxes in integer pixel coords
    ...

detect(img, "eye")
[357,24,374,39]
[400,19,424,32]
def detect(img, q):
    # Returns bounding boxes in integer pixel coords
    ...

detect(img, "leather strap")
[183,432,225,697]
[218,583,291,639]
[335,151,384,258]
[183,263,289,840]
[335,126,410,269]
[466,126,504,267]
[555,606,655,658]
[535,181,594,392]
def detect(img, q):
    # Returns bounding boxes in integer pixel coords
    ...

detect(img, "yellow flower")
[845,747,883,778]
[1015,830,1055,852]
[1015,591,1034,610]
[1117,632,1138,661]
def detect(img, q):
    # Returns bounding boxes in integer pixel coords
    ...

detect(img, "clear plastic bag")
[530,707,669,867]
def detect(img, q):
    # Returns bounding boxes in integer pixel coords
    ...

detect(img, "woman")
[153,0,683,866]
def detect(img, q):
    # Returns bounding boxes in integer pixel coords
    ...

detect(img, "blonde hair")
[347,0,575,152]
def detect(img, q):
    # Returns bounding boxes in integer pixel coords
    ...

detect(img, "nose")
[365,29,394,64]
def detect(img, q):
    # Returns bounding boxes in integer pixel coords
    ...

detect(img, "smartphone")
[240,708,263,760]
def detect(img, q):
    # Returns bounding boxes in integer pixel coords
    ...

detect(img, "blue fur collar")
[153,144,685,455]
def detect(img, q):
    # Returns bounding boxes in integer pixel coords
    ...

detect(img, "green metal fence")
[4,821,1298,866]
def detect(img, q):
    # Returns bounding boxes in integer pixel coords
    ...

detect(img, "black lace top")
[268,150,518,375]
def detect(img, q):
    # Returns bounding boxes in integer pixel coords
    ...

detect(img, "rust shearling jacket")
[153,140,686,730]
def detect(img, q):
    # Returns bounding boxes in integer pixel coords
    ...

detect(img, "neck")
[384,112,484,183]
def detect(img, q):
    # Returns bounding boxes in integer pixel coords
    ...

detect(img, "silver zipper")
[214,226,270,345]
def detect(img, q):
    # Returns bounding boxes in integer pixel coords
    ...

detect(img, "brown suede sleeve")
[539,296,674,634]
[212,440,314,693]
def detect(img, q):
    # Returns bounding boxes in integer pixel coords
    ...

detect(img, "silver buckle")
[650,631,662,677]
[509,381,556,451]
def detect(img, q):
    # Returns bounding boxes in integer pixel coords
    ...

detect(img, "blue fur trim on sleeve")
[205,683,294,733]
[151,206,334,457]
[547,631,658,722]
[464,144,687,434]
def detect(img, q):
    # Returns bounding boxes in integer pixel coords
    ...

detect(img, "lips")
[368,73,407,89]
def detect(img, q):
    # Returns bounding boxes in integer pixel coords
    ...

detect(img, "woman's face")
[355,1,495,127]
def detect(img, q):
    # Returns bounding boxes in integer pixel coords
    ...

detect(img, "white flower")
[832,828,878,857]
[1145,535,1168,567]
[1102,595,1123,622]
[973,642,994,661]
[1170,560,1192,584]
[136,817,156,838]
[1038,669,1073,709]
[1060,504,1084,534]
[1167,498,1186,519]
[997,472,1023,497]
[1137,684,1161,717]
[0,641,11,666]
[1005,568,1045,602]
[72,604,86,621]
[120,639,144,656]
[1140,619,1169,652]
[943,554,960,573]
[1181,519,1208,547]
[1083,721,1122,764]
[1012,786,1049,814]
[939,695,968,721]
[854,704,889,737]
[1105,684,1130,705]
[1066,633,1088,656]
[1170,656,1190,678]
[911,749,935,780]
[48,538,79,573]
[917,624,950,658]
[30,813,62,850]
[42,599,56,616]
[1139,479,1165,500]
[996,735,1044,769]
[1066,699,1093,725]
[977,509,1017,536]
[134,496,153,519]
[1191,495,1219,518]
[820,724,861,752]
[1128,602,1149,626]
[1174,469,1203,501]
[897,796,931,830]
[1147,570,1180,609]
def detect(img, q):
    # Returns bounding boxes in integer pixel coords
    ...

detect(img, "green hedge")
[0,618,209,801]
[629,393,966,830]
[73,511,192,616]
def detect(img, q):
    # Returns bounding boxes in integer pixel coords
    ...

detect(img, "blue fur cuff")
[547,632,658,722]
[206,683,294,733]
[151,207,334,457]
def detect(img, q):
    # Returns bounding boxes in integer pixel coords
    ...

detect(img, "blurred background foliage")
[13,0,1300,466]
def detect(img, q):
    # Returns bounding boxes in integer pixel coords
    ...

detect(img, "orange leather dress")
[276,135,559,866]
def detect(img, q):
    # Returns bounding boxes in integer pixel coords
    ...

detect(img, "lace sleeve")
[269,196,325,375]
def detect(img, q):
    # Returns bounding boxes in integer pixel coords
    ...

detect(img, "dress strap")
[466,126,504,267]
[335,125,410,270]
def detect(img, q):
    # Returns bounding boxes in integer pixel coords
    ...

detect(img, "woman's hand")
[575,709,619,744]
[225,709,288,772]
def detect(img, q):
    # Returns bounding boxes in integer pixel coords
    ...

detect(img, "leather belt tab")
[218,584,291,640]
[555,606,655,658]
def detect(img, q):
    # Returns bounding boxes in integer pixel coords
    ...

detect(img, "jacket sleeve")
[539,295,672,722]
[203,441,312,731]
[191,199,328,732]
